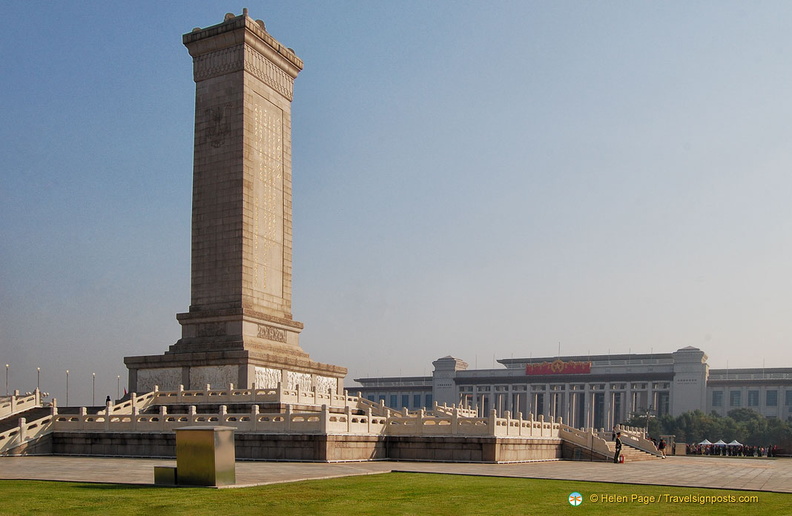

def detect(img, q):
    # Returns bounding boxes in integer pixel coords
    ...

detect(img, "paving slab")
[0,456,790,493]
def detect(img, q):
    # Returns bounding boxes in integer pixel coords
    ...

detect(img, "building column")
[583,384,593,428]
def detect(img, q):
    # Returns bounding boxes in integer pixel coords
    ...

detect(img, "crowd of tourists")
[685,443,780,457]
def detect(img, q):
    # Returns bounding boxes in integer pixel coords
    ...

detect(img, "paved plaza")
[1,456,790,493]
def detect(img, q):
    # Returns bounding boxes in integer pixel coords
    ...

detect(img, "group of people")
[686,443,779,457]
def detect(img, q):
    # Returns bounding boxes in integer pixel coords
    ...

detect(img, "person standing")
[658,438,666,458]
[614,432,622,463]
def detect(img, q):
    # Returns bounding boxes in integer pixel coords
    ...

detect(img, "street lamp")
[66,370,69,406]
[92,372,96,406]
[37,367,40,391]
[117,375,120,400]
[4,364,8,396]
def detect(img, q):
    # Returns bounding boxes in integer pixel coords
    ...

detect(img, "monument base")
[124,349,346,394]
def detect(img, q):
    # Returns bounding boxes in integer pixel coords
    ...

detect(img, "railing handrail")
[0,390,43,420]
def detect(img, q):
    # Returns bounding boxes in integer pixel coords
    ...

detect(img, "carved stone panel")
[189,365,238,390]
[257,324,286,342]
[137,368,182,392]
[286,371,311,391]
[254,366,282,389]
[314,375,337,394]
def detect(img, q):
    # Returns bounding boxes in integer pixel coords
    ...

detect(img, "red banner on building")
[525,359,592,375]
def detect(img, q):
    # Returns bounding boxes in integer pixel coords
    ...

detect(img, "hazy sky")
[2,2,792,405]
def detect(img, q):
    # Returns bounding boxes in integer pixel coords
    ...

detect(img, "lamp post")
[4,364,8,396]
[66,370,69,406]
[116,375,120,400]
[37,367,40,391]
[92,372,96,406]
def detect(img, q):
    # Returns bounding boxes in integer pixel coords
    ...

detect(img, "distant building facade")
[353,347,792,429]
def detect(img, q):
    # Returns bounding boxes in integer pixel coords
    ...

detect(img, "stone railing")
[386,410,562,438]
[430,402,478,418]
[103,391,159,415]
[355,395,403,417]
[559,425,612,459]
[0,389,45,419]
[617,425,662,457]
[103,385,355,415]
[54,404,388,435]
[0,409,55,455]
[52,403,565,439]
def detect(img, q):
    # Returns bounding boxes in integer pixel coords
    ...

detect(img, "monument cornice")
[177,308,305,331]
[184,12,302,88]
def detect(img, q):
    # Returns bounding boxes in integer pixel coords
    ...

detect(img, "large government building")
[353,347,792,429]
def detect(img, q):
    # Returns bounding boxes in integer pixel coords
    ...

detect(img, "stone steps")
[606,441,660,462]
[0,407,51,434]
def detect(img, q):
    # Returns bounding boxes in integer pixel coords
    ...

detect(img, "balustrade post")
[189,405,197,424]
[320,404,329,433]
[159,405,167,430]
[178,384,184,403]
[489,409,497,436]
[18,417,26,442]
[219,405,227,424]
[451,407,459,435]
[285,404,292,432]
[345,405,352,433]
[367,407,373,434]
[251,405,259,432]
[132,407,139,431]
[10,393,16,413]
[539,414,544,437]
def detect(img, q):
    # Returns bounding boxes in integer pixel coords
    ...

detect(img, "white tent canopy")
[714,439,727,446]
[698,439,712,445]
[728,440,742,446]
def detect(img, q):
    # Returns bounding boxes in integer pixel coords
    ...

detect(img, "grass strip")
[0,473,788,515]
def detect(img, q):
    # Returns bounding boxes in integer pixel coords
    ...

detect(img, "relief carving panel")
[189,365,238,390]
[254,366,282,389]
[286,371,311,391]
[137,368,181,392]
[257,324,286,342]
[314,375,337,394]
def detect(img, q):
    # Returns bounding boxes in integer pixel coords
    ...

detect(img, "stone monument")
[125,10,347,393]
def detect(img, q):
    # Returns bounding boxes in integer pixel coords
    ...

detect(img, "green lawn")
[0,473,787,515]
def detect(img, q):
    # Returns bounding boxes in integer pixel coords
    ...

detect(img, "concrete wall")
[383,436,561,463]
[47,432,562,463]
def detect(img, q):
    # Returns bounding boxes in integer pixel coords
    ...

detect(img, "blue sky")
[2,2,792,405]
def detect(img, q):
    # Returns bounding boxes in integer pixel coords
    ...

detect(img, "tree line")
[624,408,792,449]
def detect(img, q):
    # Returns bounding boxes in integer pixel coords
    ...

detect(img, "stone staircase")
[606,440,661,462]
[0,407,51,434]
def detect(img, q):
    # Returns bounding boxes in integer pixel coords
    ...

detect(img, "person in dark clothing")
[614,432,622,463]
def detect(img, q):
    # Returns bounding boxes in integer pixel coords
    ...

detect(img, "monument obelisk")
[125,10,346,393]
